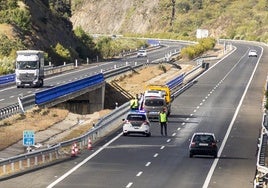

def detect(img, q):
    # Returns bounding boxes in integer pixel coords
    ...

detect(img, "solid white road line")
[202,46,263,188]
[47,132,123,188]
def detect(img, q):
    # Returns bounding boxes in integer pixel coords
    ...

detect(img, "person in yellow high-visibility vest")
[159,108,168,136]
[130,96,139,110]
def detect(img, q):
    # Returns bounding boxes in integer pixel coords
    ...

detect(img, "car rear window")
[193,135,214,143]
[144,99,164,106]
[127,114,146,121]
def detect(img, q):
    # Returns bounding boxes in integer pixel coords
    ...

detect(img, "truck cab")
[15,50,45,88]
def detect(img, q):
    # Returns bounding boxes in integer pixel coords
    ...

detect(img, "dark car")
[189,132,219,158]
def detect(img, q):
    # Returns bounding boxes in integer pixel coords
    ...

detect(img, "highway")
[0,41,267,188]
[0,41,182,109]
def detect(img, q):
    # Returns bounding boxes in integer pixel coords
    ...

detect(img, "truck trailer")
[15,50,45,88]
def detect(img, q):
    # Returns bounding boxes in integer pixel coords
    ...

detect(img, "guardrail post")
[35,156,38,165]
[11,162,14,172]
[42,154,45,163]
[19,160,22,170]
[3,165,6,174]
[27,158,30,168]
[54,151,57,159]
[126,62,128,66]
[49,153,52,161]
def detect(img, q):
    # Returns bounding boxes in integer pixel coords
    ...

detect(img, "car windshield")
[127,114,146,121]
[193,135,214,143]
[144,99,164,106]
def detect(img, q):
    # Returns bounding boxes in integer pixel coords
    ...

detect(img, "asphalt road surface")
[0,41,267,188]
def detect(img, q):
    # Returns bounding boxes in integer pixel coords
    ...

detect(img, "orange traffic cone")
[71,142,78,157]
[88,138,92,150]
[71,145,76,157]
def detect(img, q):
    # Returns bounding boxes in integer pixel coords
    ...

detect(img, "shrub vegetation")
[180,38,216,60]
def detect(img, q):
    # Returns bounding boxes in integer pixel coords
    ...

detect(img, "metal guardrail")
[0,74,15,85]
[0,62,204,178]
[0,63,75,86]
[254,74,268,188]
[254,114,268,188]
[0,48,179,120]
[35,73,104,105]
[0,102,130,178]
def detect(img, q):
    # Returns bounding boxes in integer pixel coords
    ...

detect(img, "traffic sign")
[23,130,35,146]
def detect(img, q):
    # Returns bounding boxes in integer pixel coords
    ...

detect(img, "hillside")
[0,0,267,74]
[71,0,268,42]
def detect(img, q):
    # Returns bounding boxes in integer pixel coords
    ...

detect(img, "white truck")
[15,50,45,88]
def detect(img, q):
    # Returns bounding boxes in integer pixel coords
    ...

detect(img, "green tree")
[54,43,71,60]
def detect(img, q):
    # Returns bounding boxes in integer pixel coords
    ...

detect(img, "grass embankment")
[0,108,68,150]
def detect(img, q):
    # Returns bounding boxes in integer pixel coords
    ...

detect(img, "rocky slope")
[71,0,162,34]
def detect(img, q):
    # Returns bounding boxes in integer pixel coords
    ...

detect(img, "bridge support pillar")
[56,83,105,114]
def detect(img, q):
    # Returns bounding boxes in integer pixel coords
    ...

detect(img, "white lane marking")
[47,133,123,188]
[153,153,158,158]
[190,114,193,117]
[197,106,200,109]
[160,146,165,150]
[200,103,203,106]
[202,46,263,188]
[136,171,143,177]
[166,139,171,143]
[182,122,185,126]
[177,127,181,131]
[194,109,197,113]
[126,182,133,188]
[10,96,14,98]
[172,133,176,137]
[145,162,151,167]
[27,91,32,94]
[0,99,4,102]
[186,118,189,121]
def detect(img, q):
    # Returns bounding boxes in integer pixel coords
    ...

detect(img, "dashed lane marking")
[126,182,133,188]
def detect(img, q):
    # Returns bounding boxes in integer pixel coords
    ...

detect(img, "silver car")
[143,97,167,120]
[137,49,147,58]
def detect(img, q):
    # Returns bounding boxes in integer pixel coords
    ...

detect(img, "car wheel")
[189,153,193,158]
[146,132,151,137]
[123,133,128,136]
[213,153,217,158]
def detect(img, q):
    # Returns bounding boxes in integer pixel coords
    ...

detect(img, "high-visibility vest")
[159,112,167,123]
[130,99,138,108]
